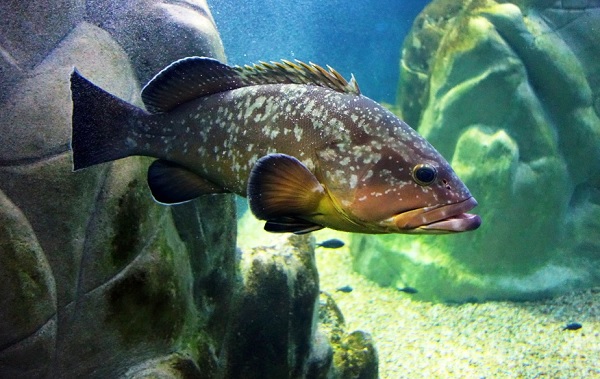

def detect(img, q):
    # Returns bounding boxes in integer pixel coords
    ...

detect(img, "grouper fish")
[70,57,481,234]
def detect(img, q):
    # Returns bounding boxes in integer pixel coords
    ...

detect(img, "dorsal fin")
[141,56,361,113]
[235,60,360,96]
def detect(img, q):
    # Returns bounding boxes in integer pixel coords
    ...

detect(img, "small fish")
[396,286,418,294]
[70,57,481,234]
[316,238,345,249]
[336,285,353,293]
[563,322,582,331]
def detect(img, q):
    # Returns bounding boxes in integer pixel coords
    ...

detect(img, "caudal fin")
[70,70,148,170]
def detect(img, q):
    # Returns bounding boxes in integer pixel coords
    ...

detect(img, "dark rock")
[222,235,320,379]
[221,235,378,379]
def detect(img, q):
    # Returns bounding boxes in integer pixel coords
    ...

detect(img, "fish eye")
[412,163,437,186]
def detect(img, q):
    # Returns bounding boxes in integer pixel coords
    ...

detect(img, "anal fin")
[264,217,324,235]
[147,159,227,204]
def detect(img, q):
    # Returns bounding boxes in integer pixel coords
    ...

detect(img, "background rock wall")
[0,1,234,377]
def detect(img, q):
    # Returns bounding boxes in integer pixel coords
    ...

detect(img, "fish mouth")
[391,197,481,233]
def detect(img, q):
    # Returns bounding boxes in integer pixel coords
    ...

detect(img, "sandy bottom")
[312,229,600,379]
[238,214,600,378]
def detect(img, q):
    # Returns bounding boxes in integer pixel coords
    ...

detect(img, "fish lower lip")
[419,212,482,232]
[393,197,481,233]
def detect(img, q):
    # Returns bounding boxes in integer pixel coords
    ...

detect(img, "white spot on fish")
[301,158,314,170]
[350,174,358,189]
[294,125,303,142]
[244,96,267,119]
[305,99,316,115]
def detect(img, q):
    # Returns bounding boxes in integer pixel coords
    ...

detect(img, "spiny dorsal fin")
[234,60,360,96]
[141,57,360,113]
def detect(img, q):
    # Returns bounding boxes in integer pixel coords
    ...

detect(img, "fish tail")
[70,69,148,170]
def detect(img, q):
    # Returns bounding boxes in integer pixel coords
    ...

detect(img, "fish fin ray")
[236,60,360,95]
[248,153,325,224]
[141,56,360,113]
[147,159,227,204]
[264,217,324,234]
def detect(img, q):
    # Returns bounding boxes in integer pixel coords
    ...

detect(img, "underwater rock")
[0,190,56,378]
[353,0,600,301]
[225,233,377,379]
[234,216,378,379]
[0,0,84,104]
[223,234,320,378]
[317,292,378,379]
[0,1,232,377]
[85,0,225,84]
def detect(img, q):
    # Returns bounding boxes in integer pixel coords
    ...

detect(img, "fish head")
[351,147,480,234]
[317,114,481,234]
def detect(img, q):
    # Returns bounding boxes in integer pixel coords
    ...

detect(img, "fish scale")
[70,56,481,235]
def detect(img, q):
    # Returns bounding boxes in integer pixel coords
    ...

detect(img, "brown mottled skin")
[71,58,481,234]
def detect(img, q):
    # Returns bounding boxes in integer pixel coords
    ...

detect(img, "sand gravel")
[313,229,600,379]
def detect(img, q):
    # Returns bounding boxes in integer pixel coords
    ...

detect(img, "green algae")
[333,331,378,379]
[106,267,184,346]
[110,178,149,268]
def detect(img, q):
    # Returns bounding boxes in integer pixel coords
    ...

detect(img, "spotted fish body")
[71,57,481,234]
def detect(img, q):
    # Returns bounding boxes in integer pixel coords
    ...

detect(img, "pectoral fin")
[248,153,325,233]
[147,159,226,204]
